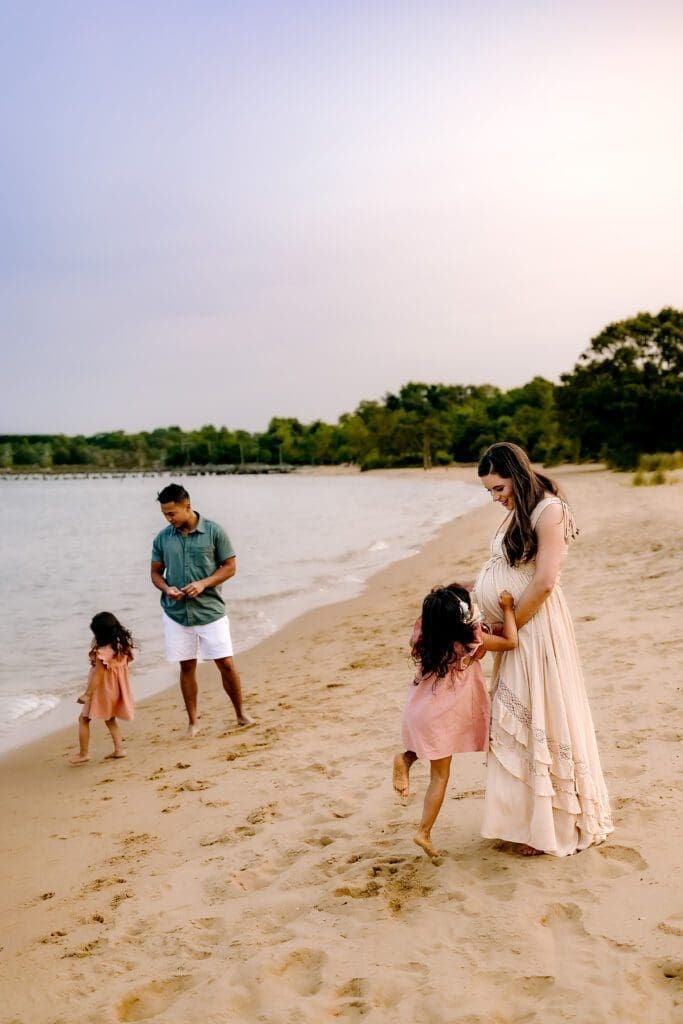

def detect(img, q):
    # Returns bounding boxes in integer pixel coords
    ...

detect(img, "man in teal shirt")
[151,482,253,736]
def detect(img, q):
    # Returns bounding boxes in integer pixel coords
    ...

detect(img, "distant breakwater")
[0,463,296,481]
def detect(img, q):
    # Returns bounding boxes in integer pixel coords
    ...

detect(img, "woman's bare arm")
[513,504,566,628]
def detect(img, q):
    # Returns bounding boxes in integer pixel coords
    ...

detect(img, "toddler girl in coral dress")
[69,612,135,764]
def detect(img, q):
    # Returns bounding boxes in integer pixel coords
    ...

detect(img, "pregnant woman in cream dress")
[473,443,613,856]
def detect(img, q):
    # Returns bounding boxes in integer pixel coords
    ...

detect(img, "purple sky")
[2,0,682,434]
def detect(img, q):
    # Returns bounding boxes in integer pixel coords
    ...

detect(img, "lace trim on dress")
[490,721,613,832]
[495,679,588,773]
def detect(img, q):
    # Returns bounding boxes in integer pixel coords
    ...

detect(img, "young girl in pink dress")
[393,583,518,858]
[69,612,135,765]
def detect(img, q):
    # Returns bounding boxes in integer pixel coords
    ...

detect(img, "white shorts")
[162,613,234,662]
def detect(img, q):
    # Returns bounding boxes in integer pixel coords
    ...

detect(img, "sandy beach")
[1,465,682,1024]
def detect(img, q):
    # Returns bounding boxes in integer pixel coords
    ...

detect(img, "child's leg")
[104,717,126,758]
[392,750,417,797]
[414,756,452,858]
[69,715,91,764]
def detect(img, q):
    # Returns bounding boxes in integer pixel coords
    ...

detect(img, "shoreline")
[2,464,681,1023]
[0,466,486,758]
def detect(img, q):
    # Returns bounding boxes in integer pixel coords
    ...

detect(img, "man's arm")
[182,557,237,599]
[151,560,184,600]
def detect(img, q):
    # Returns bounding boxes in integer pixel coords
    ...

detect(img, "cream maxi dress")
[473,496,613,856]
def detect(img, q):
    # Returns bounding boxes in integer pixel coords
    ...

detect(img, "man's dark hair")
[156,483,190,504]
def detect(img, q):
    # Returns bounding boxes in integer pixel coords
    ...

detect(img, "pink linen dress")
[82,645,135,721]
[401,619,490,760]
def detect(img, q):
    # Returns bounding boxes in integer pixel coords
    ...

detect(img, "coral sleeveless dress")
[82,646,135,721]
[401,618,491,760]
[473,496,613,856]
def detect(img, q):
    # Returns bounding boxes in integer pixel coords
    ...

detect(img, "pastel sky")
[2,0,682,434]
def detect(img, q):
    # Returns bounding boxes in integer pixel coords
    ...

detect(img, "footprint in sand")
[117,976,195,1022]
[198,830,234,847]
[512,975,556,998]
[540,901,588,936]
[332,977,371,1020]
[189,915,227,935]
[334,853,430,914]
[657,915,683,938]
[246,802,279,826]
[659,961,683,987]
[595,844,648,876]
[270,948,326,997]
[303,829,351,848]
[62,938,102,959]
[333,880,381,900]
[84,876,127,893]
[174,779,213,793]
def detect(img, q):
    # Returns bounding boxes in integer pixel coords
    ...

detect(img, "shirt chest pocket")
[193,541,216,573]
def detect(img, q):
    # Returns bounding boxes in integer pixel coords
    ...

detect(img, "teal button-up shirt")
[151,513,235,626]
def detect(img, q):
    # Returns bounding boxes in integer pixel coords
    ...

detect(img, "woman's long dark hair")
[413,583,476,680]
[478,442,563,565]
[89,611,135,663]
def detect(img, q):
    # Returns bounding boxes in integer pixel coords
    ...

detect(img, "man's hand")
[182,580,206,599]
[165,586,184,600]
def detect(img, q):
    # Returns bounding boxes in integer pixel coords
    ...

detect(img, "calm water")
[0,472,486,751]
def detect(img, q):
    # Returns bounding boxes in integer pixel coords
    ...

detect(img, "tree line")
[3,308,681,472]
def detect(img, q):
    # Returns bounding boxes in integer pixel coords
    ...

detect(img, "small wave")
[0,691,62,733]
[368,539,389,552]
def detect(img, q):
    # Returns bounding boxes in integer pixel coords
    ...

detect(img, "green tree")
[557,308,683,467]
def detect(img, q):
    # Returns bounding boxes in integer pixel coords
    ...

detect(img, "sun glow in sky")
[2,0,682,433]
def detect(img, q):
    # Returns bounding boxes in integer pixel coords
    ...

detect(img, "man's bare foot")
[519,845,544,856]
[185,722,200,738]
[104,751,127,759]
[393,753,411,798]
[413,830,440,859]
[69,754,90,765]
[237,714,255,727]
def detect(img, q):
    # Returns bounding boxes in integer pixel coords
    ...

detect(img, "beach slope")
[1,466,681,1024]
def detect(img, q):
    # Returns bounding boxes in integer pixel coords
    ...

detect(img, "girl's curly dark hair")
[413,583,476,680]
[89,611,135,664]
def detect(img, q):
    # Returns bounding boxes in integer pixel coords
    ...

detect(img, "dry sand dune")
[1,466,682,1024]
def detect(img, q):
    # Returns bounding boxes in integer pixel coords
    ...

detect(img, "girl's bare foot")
[393,753,411,798]
[519,845,544,856]
[69,754,90,765]
[104,751,127,759]
[413,829,440,859]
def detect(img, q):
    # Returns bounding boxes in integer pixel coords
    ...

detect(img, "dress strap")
[531,496,578,542]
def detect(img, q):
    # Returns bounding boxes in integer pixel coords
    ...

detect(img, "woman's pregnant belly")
[473,556,533,625]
